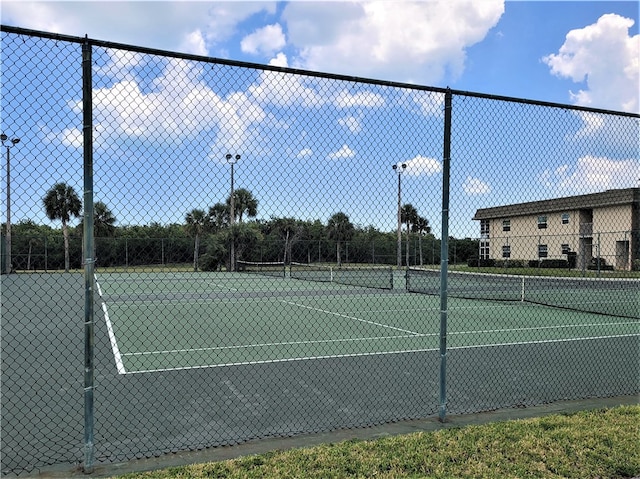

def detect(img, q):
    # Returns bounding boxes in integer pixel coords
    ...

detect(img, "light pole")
[2,133,20,274]
[392,162,406,268]
[226,153,240,271]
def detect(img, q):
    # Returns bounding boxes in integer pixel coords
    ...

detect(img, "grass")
[109,406,640,479]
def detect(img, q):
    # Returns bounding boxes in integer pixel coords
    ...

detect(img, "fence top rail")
[2,24,639,119]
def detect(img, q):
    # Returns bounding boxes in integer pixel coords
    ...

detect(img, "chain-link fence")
[1,26,639,476]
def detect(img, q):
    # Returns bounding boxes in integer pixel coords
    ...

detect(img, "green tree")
[222,223,262,271]
[77,201,117,266]
[270,217,302,265]
[412,216,431,266]
[94,201,117,238]
[199,234,227,271]
[185,208,210,271]
[12,219,45,271]
[208,202,229,232]
[228,188,258,223]
[327,212,354,267]
[401,204,418,267]
[43,183,82,272]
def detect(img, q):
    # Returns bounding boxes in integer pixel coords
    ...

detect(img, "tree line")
[2,182,480,272]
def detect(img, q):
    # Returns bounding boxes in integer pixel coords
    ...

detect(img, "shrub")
[588,257,614,271]
[467,258,497,267]
[540,259,569,269]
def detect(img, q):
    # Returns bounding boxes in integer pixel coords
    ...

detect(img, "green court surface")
[95,271,638,374]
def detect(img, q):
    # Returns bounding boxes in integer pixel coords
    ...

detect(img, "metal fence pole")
[82,37,95,474]
[439,90,452,423]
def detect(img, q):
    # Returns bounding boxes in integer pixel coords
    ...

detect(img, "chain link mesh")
[1,28,638,475]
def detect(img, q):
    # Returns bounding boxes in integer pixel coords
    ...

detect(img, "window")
[561,213,570,225]
[480,219,489,238]
[502,219,510,232]
[502,245,511,258]
[480,239,490,260]
[561,244,570,255]
[538,244,548,258]
[537,216,547,229]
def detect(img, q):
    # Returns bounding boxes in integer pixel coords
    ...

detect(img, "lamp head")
[0,134,7,142]
[11,138,20,145]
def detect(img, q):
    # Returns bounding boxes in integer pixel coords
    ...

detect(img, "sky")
[1,1,639,239]
[2,0,639,110]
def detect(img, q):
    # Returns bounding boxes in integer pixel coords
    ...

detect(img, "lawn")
[109,405,639,478]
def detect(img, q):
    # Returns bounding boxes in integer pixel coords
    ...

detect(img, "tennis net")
[290,262,394,290]
[406,268,639,319]
[237,261,286,278]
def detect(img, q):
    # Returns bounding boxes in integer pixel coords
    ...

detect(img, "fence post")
[82,36,95,474]
[439,90,452,423]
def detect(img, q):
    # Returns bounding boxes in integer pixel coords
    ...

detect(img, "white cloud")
[543,13,639,113]
[282,0,504,85]
[61,58,267,155]
[180,30,208,56]
[2,2,276,56]
[462,176,491,195]
[571,111,606,139]
[402,156,442,177]
[297,148,313,159]
[269,52,289,67]
[241,24,286,56]
[540,156,640,193]
[410,90,445,117]
[327,144,356,160]
[249,70,326,107]
[334,90,385,108]
[338,116,362,134]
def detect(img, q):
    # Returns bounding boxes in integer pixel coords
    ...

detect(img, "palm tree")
[401,204,418,267]
[227,188,258,223]
[208,202,229,232]
[78,201,117,265]
[226,223,262,270]
[412,216,431,266]
[43,183,82,272]
[327,212,354,267]
[94,201,116,238]
[185,208,210,271]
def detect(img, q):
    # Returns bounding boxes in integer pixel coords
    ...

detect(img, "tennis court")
[95,269,638,375]
[3,269,638,475]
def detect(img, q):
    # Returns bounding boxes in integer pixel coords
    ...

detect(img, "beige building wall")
[475,188,639,271]
[592,205,633,269]
[485,204,635,269]
[488,210,582,261]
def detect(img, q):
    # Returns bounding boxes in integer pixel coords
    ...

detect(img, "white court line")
[123,333,639,374]
[123,332,433,357]
[281,300,423,336]
[95,276,127,374]
[452,320,638,336]
[123,319,635,358]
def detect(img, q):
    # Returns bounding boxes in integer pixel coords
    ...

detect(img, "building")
[473,188,640,271]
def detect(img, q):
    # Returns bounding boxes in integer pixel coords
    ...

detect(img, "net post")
[439,90,452,423]
[521,276,525,302]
